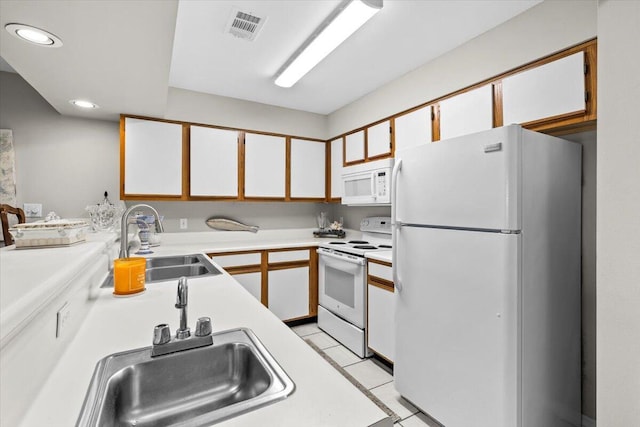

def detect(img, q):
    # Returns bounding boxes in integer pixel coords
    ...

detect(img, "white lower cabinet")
[268,267,310,321]
[233,271,262,302]
[367,284,395,362]
[367,259,395,362]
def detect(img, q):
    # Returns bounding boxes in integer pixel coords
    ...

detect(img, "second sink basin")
[77,328,295,426]
[101,254,221,288]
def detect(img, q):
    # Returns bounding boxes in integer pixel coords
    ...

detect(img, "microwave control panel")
[376,171,387,196]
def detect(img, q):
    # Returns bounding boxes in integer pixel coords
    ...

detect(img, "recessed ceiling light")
[5,23,63,47]
[69,100,99,109]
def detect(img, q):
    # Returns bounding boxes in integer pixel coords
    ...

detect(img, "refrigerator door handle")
[391,159,403,291]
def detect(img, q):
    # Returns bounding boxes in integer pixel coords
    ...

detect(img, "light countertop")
[365,250,393,264]
[20,261,390,427]
[7,229,390,427]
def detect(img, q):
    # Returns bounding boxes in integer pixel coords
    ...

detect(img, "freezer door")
[395,125,521,231]
[394,226,520,427]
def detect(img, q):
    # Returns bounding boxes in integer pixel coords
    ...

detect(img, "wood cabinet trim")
[181,124,190,201]
[492,81,504,128]
[368,276,394,291]
[326,38,597,150]
[367,258,392,268]
[225,265,262,275]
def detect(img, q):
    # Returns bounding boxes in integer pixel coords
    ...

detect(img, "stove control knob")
[362,219,369,227]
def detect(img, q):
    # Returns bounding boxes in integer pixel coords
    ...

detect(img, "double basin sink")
[102,253,221,288]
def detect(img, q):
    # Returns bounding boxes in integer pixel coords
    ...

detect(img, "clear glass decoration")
[86,191,124,232]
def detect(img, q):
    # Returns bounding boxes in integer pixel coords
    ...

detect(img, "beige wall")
[596,1,640,426]
[165,87,328,140]
[327,0,597,137]
[0,71,119,220]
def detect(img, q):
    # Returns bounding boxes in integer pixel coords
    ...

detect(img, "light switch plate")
[23,203,42,218]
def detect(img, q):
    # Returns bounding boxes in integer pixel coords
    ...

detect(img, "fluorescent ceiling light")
[5,23,63,47]
[69,100,99,109]
[275,0,383,88]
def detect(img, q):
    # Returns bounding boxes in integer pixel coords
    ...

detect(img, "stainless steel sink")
[145,254,207,269]
[145,264,216,282]
[77,328,295,426]
[101,254,221,288]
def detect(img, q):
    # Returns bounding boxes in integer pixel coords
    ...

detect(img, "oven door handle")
[317,249,366,266]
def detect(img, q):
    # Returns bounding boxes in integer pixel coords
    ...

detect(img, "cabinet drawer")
[268,250,309,264]
[210,252,261,268]
[368,261,393,283]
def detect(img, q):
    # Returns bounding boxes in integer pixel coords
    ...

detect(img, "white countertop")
[8,229,390,427]
[20,264,389,427]
[365,250,393,264]
[0,233,117,347]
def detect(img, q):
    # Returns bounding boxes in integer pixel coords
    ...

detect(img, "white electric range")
[316,217,392,358]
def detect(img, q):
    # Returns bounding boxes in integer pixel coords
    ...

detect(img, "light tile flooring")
[290,322,441,427]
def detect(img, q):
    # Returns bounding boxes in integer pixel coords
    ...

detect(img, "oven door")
[317,249,366,329]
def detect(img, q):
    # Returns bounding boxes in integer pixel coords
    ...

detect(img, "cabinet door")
[232,271,262,303]
[290,139,325,199]
[395,106,432,153]
[439,85,493,141]
[345,131,365,163]
[268,267,309,321]
[244,133,286,198]
[330,138,343,199]
[367,121,392,158]
[190,126,238,197]
[368,284,395,362]
[124,117,183,195]
[502,52,585,125]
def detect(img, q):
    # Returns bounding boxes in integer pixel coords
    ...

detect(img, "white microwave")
[341,158,394,206]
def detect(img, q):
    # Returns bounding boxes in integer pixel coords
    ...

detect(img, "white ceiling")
[0,0,541,121]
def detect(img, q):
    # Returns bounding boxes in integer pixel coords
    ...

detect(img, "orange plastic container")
[113,257,146,295]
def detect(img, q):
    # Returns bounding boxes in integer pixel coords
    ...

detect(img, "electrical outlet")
[180,218,188,230]
[56,303,71,338]
[23,203,42,218]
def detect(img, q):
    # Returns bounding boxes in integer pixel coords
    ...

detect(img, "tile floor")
[290,322,441,427]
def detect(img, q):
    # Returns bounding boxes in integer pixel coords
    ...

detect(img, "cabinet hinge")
[584,62,588,75]
[585,91,589,102]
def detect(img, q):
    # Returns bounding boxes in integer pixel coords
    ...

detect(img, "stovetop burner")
[353,245,378,250]
[378,244,392,249]
[329,241,346,245]
[348,240,369,244]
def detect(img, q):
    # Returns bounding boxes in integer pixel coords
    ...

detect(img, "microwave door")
[343,174,375,204]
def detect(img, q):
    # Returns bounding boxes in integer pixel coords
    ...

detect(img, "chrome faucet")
[175,277,190,339]
[119,203,164,258]
[151,277,213,357]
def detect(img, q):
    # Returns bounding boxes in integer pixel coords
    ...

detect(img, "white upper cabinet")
[190,126,238,197]
[502,52,586,125]
[439,85,493,141]
[244,133,286,198]
[124,118,183,196]
[367,120,392,158]
[394,106,432,153]
[345,130,365,163]
[290,139,325,199]
[330,138,343,199]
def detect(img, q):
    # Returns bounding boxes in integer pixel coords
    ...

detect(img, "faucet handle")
[153,324,171,345]
[195,317,212,337]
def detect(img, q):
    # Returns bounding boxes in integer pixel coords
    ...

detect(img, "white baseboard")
[582,414,596,427]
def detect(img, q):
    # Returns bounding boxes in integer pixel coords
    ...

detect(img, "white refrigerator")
[392,125,582,427]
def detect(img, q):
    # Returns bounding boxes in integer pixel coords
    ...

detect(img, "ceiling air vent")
[225,8,266,41]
